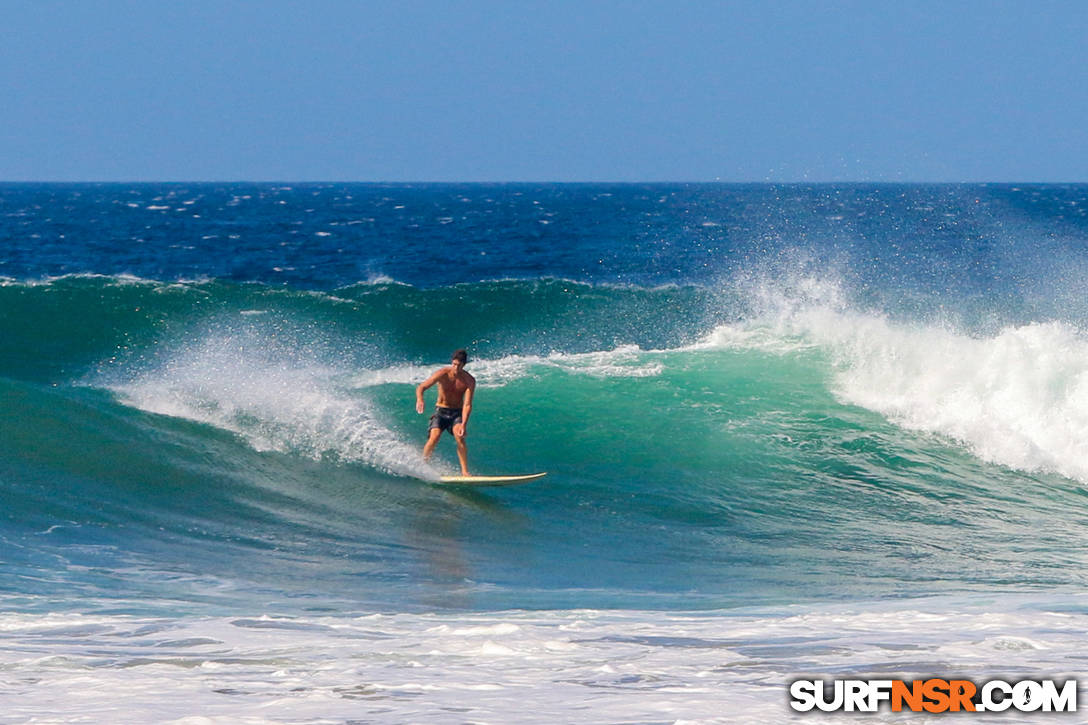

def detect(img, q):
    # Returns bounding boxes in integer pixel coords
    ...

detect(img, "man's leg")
[454,433,469,476]
[422,427,442,461]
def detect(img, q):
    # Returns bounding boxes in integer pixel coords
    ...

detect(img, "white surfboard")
[438,472,547,487]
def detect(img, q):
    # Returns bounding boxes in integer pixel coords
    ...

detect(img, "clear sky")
[1,0,1085,181]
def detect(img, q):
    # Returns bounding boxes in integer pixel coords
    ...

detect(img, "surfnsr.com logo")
[789,678,1077,713]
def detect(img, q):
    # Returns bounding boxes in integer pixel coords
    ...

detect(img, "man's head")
[451,348,468,371]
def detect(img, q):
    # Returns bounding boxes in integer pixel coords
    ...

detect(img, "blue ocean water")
[3,183,1088,721]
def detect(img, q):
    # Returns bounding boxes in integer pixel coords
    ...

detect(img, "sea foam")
[1,595,1083,724]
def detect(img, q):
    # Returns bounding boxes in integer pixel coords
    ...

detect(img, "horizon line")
[1,179,1085,185]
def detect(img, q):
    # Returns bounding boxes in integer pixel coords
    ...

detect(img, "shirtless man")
[416,349,476,475]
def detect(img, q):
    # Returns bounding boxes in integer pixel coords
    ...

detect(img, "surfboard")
[437,472,547,487]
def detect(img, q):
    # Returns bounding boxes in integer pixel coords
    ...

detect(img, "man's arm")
[416,369,445,414]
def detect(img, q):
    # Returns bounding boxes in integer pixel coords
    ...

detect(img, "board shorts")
[429,406,463,434]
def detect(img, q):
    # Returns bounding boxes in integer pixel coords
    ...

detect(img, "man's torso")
[434,367,474,408]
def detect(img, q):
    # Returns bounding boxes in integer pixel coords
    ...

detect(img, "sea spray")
[101,323,440,480]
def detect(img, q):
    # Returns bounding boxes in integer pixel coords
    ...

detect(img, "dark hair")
[452,349,468,364]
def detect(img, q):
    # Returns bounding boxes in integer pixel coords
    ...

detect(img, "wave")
[6,268,1088,613]
[96,312,1088,493]
[7,271,1088,488]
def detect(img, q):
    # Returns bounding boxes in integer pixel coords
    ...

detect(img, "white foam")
[544,346,665,378]
[350,346,663,390]
[0,272,216,289]
[337,273,409,288]
[0,596,1083,723]
[685,323,815,354]
[361,273,399,285]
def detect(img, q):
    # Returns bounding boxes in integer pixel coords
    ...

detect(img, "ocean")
[2,182,1087,722]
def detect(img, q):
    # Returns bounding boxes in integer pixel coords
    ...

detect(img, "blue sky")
[1,1,1085,181]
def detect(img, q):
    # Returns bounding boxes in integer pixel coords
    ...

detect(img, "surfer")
[416,349,476,475]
